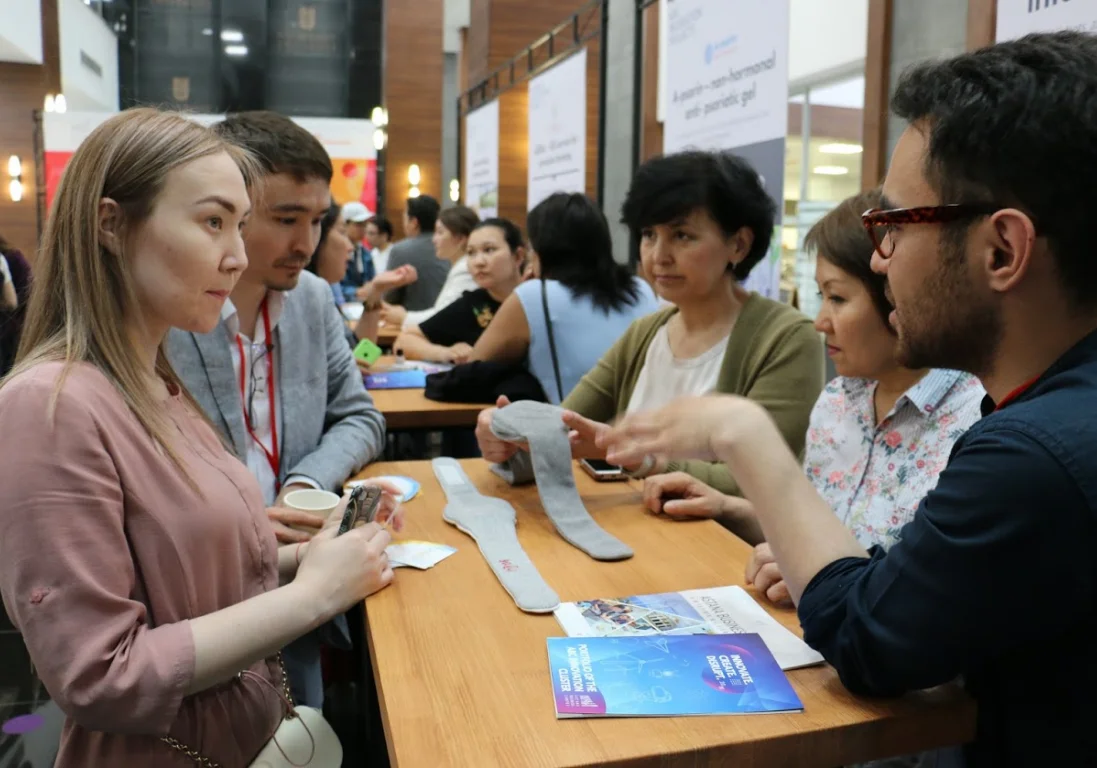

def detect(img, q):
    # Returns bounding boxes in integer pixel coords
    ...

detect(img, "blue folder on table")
[363,369,427,389]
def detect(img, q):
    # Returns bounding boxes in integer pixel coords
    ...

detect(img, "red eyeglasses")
[861,203,1001,259]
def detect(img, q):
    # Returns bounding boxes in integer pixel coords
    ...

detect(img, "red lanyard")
[237,300,280,489]
[994,376,1039,412]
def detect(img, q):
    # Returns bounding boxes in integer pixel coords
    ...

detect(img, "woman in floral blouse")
[642,188,984,599]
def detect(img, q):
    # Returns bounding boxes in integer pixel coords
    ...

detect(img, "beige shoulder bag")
[161,654,343,768]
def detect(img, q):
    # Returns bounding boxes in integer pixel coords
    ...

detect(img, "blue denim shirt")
[798,329,1097,767]
[340,243,376,302]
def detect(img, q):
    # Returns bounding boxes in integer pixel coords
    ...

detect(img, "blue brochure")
[547,633,803,718]
[363,369,427,389]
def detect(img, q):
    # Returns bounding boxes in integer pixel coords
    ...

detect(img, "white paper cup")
[283,489,341,531]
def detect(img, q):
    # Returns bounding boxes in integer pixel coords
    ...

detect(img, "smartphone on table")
[579,458,628,482]
[353,338,383,366]
[337,485,384,535]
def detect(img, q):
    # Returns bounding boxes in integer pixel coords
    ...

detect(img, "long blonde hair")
[6,108,257,469]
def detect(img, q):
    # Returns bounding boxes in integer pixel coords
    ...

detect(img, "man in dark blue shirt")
[602,31,1097,767]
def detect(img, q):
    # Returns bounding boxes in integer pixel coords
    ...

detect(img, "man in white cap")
[340,200,374,302]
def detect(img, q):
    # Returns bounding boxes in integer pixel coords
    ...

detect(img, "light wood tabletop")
[355,459,976,767]
[340,313,398,348]
[377,325,399,348]
[366,357,482,431]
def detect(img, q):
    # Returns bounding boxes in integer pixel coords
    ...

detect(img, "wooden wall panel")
[466,0,491,86]
[788,104,862,142]
[496,83,528,229]
[464,0,601,234]
[861,0,892,192]
[41,0,61,94]
[966,0,997,50]
[383,0,444,238]
[640,1,662,162]
[486,0,583,75]
[0,66,47,259]
[493,38,600,236]
[583,40,600,204]
[0,0,59,259]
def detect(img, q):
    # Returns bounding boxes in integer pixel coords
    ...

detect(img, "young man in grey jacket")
[166,111,386,708]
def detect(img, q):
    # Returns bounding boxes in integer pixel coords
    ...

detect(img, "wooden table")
[366,357,481,431]
[339,303,398,349]
[355,460,976,767]
[377,325,399,349]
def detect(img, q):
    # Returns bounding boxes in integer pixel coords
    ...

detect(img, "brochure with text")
[553,585,823,671]
[363,370,427,389]
[547,633,803,718]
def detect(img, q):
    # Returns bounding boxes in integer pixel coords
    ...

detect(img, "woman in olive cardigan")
[560,294,822,490]
[475,151,824,542]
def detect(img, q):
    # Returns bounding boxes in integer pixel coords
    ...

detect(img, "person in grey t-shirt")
[385,195,452,311]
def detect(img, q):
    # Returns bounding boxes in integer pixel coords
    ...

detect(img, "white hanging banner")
[527,48,587,211]
[464,100,500,218]
[996,0,1097,41]
[662,0,790,300]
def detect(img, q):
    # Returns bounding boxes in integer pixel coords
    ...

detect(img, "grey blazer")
[166,271,386,492]
[385,233,452,311]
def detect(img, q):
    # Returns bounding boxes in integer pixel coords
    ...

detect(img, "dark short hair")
[437,205,480,239]
[406,195,440,233]
[621,150,776,281]
[474,217,524,254]
[527,192,641,313]
[892,30,1097,308]
[307,202,343,276]
[366,215,393,239]
[805,189,892,329]
[212,111,332,183]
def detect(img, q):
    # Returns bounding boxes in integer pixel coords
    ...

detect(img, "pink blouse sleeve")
[0,370,195,734]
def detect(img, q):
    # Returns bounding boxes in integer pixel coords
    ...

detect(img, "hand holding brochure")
[553,585,823,671]
[547,634,803,718]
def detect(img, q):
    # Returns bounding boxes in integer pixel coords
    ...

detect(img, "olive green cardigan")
[562,294,825,496]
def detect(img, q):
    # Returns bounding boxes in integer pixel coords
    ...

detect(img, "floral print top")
[803,369,985,550]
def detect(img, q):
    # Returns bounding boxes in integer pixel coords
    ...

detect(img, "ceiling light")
[819,143,863,155]
[224,44,248,56]
[407,164,421,186]
[221,29,244,42]
[449,179,460,203]
[408,186,421,198]
[7,156,21,177]
[813,165,849,176]
[201,27,213,36]
[54,94,67,113]
[9,179,23,203]
[371,128,386,151]
[44,94,55,112]
[370,106,388,127]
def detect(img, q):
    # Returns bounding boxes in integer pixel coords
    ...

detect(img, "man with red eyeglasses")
[600,31,1097,767]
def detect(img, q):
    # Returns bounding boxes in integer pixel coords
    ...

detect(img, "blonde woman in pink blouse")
[0,109,401,766]
[642,189,984,603]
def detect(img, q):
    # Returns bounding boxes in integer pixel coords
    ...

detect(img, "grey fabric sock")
[491,450,535,485]
[490,401,634,561]
[432,458,560,614]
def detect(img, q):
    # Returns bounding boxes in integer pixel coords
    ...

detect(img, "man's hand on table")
[746,542,793,608]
